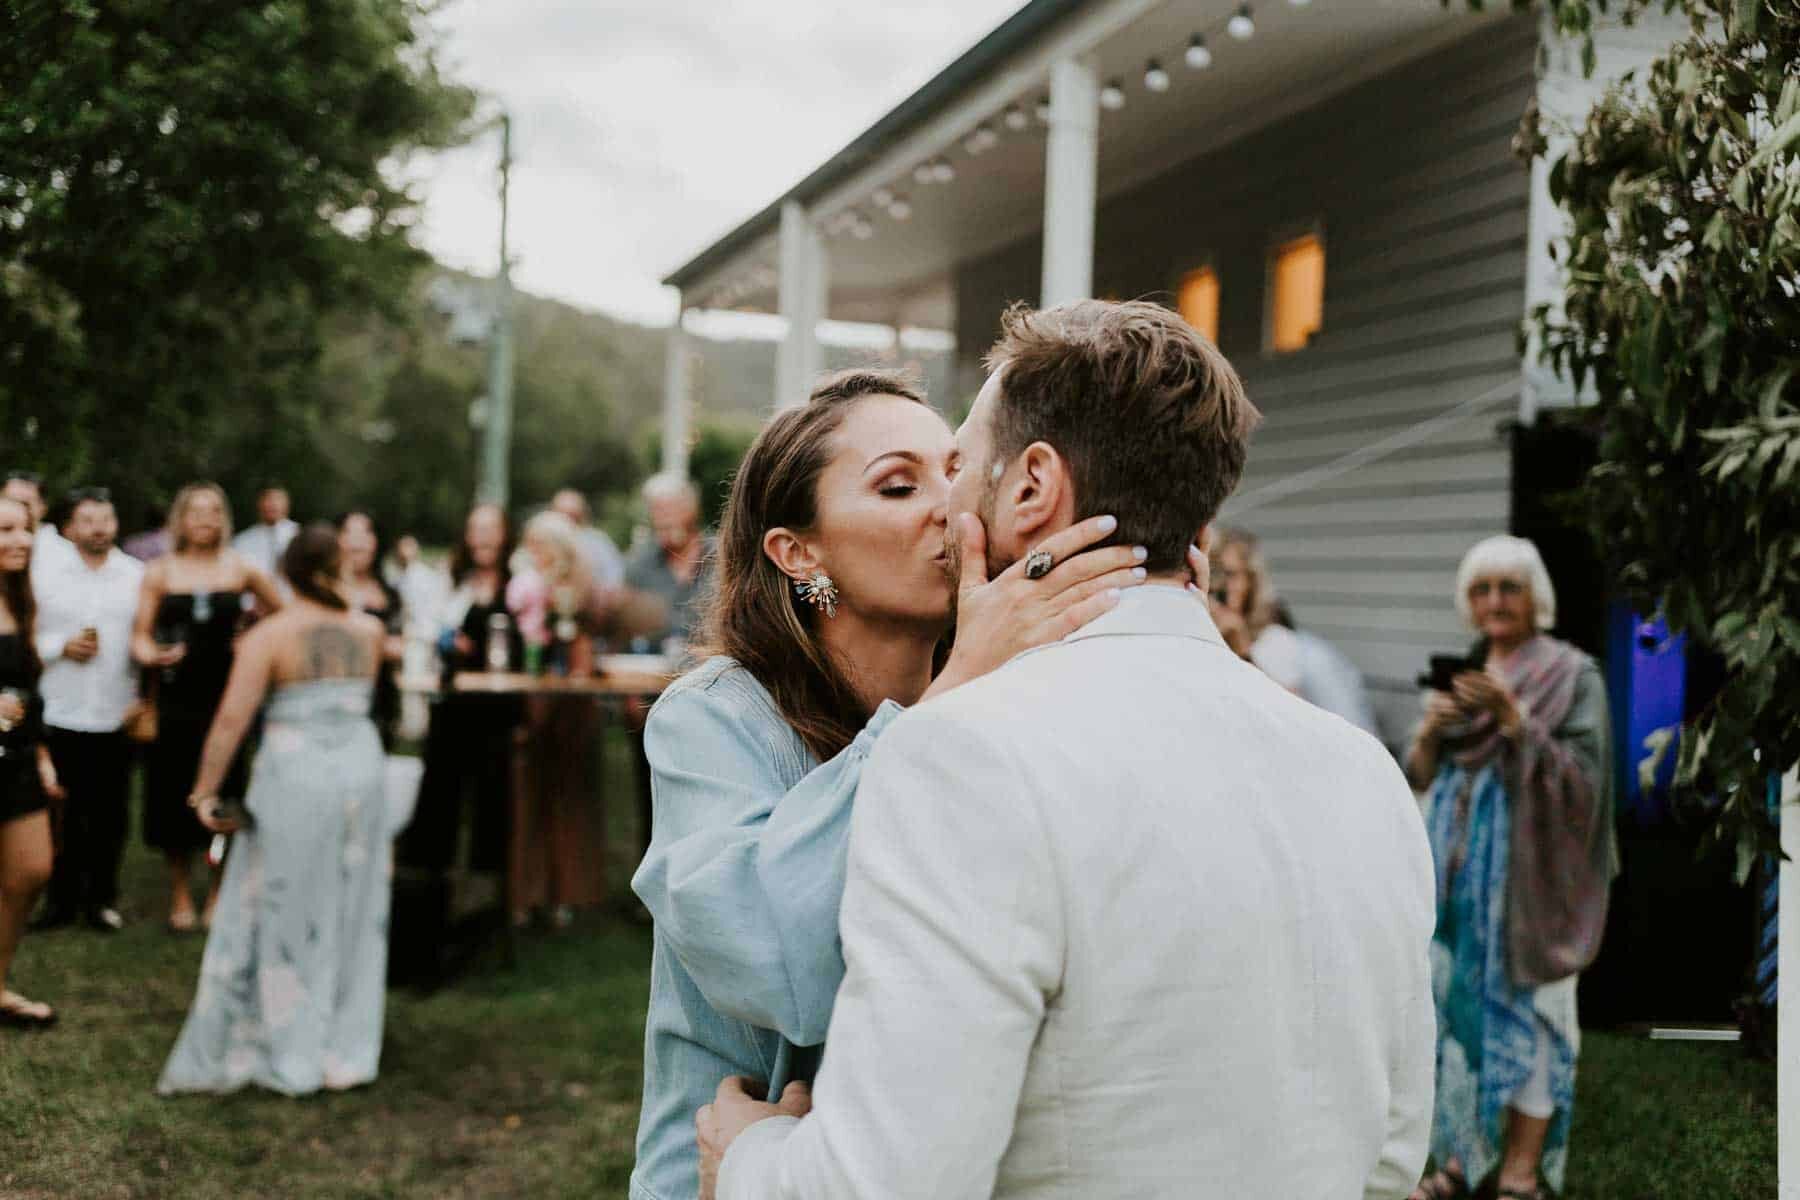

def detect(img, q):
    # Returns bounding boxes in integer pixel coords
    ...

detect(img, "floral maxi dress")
[159,678,390,1096]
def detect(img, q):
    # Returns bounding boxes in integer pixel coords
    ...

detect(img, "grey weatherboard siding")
[952,17,1539,747]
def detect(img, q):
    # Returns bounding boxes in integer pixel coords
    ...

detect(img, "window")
[1177,266,1220,344]
[1266,232,1325,353]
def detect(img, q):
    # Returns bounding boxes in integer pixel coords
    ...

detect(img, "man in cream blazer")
[701,301,1436,1198]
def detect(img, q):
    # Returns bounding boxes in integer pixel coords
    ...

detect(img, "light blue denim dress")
[158,678,390,1097]
[629,656,902,1200]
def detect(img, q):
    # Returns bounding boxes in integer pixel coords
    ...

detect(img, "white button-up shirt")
[36,547,145,733]
[719,586,1436,1200]
[230,518,298,578]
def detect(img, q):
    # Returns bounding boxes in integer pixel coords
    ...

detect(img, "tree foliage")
[1489,0,1799,865]
[0,0,474,529]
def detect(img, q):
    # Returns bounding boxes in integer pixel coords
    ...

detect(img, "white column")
[777,200,828,408]
[1782,768,1799,1199]
[661,304,692,477]
[1041,56,1099,308]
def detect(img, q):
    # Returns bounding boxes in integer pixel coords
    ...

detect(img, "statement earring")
[794,571,839,618]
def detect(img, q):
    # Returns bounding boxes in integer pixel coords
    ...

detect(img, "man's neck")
[78,546,110,570]
[818,610,941,713]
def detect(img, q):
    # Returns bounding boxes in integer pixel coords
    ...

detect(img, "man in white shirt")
[230,485,299,579]
[698,300,1436,1199]
[4,469,75,578]
[33,487,144,931]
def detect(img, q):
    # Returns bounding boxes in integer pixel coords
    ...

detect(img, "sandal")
[1410,1169,1469,1200]
[0,991,57,1029]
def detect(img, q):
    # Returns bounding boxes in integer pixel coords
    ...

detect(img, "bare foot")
[0,990,58,1027]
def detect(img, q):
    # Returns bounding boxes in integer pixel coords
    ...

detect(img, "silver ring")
[1025,549,1055,580]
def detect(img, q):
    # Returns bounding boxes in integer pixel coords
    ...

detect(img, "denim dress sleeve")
[631,677,903,1046]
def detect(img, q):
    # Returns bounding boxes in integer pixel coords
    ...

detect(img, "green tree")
[0,0,473,529]
[1492,0,1799,864]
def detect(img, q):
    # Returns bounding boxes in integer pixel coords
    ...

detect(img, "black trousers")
[44,727,132,913]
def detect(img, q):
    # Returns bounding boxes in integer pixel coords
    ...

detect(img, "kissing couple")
[630,299,1436,1199]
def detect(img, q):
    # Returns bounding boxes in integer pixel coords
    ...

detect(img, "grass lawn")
[0,734,1777,1196]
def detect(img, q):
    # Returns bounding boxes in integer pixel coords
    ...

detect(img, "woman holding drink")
[131,483,282,933]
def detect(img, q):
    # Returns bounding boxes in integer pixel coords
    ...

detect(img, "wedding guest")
[1208,527,1303,691]
[506,511,606,928]
[0,494,62,1028]
[336,511,405,748]
[159,525,390,1095]
[623,473,714,860]
[131,484,283,933]
[122,525,171,563]
[395,504,520,922]
[551,488,626,590]
[1404,535,1615,1200]
[5,470,74,578]
[32,487,143,932]
[230,486,299,581]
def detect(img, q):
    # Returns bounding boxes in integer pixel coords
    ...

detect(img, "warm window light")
[1268,233,1325,352]
[1178,267,1221,345]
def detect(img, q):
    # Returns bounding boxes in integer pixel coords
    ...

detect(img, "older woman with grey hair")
[1404,535,1616,1200]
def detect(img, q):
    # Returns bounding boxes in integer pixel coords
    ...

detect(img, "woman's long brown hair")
[695,369,927,762]
[0,496,41,676]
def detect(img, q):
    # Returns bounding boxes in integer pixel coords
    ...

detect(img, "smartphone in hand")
[1418,654,1480,692]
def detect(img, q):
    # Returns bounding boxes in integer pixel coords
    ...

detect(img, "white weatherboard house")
[659,0,1678,747]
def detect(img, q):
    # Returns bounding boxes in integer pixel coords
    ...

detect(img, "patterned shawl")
[1444,634,1615,987]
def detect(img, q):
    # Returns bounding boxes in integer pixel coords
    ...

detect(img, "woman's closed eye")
[878,480,918,498]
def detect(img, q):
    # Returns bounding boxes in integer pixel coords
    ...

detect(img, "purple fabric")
[1446,635,1613,987]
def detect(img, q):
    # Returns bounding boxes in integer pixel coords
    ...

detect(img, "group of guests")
[621,300,1617,1200]
[0,470,711,1074]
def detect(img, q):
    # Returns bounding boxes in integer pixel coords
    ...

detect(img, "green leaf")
[1763,364,1797,418]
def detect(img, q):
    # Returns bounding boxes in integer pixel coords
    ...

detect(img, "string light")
[870,187,894,209]
[1143,59,1170,93]
[887,195,912,220]
[913,161,935,185]
[1003,104,1030,132]
[1186,34,1213,69]
[850,213,874,239]
[1227,4,1255,40]
[932,157,955,183]
[1034,95,1051,123]
[1099,78,1126,110]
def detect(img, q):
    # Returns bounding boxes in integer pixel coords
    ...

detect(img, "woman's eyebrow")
[863,450,924,473]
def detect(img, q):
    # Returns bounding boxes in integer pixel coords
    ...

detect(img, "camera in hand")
[1418,653,1480,693]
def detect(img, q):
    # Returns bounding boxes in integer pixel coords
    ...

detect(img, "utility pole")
[478,113,515,509]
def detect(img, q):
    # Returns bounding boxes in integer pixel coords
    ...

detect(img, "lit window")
[1267,232,1325,353]
[1178,267,1220,344]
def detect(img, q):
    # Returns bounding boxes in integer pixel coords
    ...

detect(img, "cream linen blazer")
[720,586,1436,1200]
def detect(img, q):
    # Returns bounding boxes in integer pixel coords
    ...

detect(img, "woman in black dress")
[0,494,62,1027]
[391,504,522,984]
[336,510,406,748]
[130,483,282,933]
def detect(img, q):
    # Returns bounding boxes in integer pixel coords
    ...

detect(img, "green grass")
[0,729,1776,1196]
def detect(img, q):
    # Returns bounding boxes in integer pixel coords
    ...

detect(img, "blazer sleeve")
[631,682,903,1045]
[718,705,1064,1200]
[1364,754,1439,1200]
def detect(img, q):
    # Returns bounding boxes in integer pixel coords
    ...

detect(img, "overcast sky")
[408,0,1023,329]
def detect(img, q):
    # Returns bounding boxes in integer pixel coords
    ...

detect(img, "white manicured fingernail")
[1131,566,1147,581]
[1096,515,1118,534]
[1104,588,1121,604]
[1133,546,1148,562]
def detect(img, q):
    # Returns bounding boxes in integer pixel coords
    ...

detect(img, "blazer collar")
[1009,585,1232,669]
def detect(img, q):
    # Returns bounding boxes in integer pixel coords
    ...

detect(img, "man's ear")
[1006,441,1074,544]
[762,527,821,583]
[1196,523,1216,555]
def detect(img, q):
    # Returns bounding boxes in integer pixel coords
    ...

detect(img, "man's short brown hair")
[983,299,1260,572]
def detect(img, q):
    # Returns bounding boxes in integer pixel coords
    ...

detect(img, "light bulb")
[1099,79,1126,110]
[887,196,912,221]
[870,187,894,209]
[1144,60,1170,93]
[1003,105,1029,132]
[976,123,999,151]
[933,158,955,183]
[1228,4,1255,40]
[1186,34,1213,69]
[1034,96,1051,123]
[963,132,984,156]
[850,214,873,239]
[913,162,935,185]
